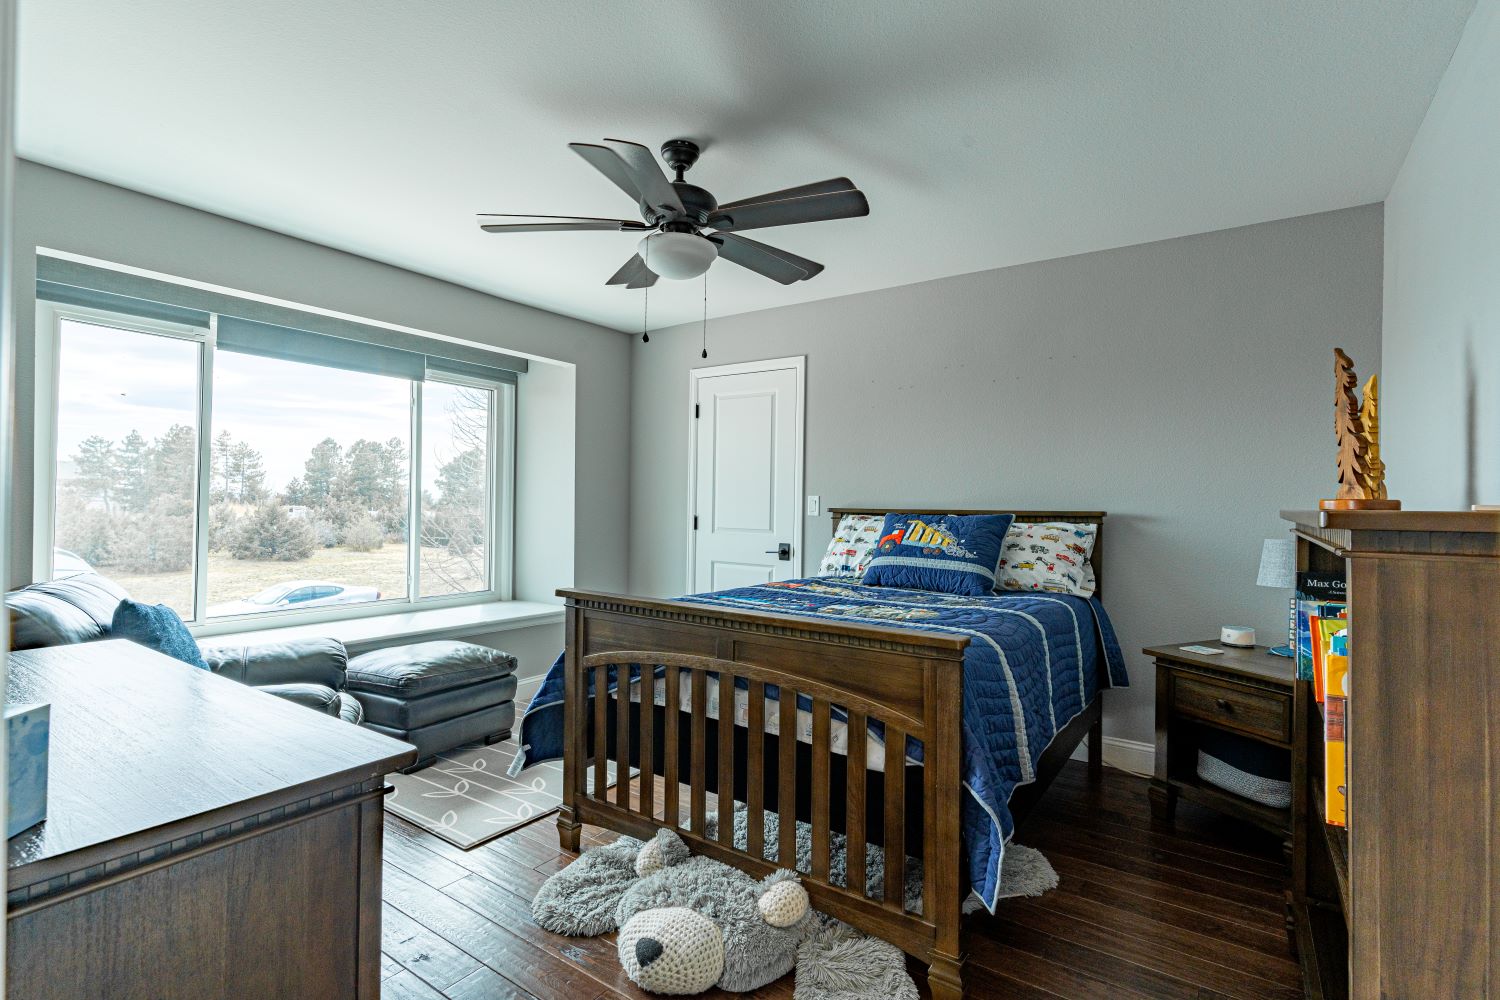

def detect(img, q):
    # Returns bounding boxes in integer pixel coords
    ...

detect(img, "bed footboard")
[556,589,970,1000]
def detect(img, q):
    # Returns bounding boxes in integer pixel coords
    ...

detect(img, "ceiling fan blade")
[476,213,649,234]
[569,143,646,205]
[606,253,659,288]
[707,187,868,233]
[602,138,686,216]
[716,178,858,211]
[708,233,825,284]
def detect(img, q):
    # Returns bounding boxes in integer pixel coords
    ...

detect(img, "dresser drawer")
[1172,673,1290,743]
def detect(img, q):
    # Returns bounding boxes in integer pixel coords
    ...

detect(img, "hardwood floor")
[379,761,1304,999]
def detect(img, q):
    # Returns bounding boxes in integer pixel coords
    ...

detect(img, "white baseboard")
[1070,735,1154,777]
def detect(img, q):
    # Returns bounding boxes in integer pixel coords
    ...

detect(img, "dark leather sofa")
[6,573,364,723]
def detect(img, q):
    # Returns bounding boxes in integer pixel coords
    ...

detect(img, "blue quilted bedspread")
[514,578,1127,911]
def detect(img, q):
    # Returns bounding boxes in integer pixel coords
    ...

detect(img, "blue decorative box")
[6,702,50,838]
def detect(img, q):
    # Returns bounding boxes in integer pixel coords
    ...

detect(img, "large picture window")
[51,316,202,616]
[38,287,515,630]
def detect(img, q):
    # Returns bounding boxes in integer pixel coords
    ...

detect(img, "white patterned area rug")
[385,677,629,850]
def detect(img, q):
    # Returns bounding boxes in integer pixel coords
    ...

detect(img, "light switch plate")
[806,495,820,517]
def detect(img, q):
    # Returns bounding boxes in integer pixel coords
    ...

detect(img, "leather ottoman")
[345,640,517,771]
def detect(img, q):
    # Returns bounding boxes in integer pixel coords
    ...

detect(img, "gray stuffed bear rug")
[533,827,920,999]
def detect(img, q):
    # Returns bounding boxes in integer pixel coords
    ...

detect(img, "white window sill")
[196,600,564,653]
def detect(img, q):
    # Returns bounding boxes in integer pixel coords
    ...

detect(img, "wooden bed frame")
[556,508,1106,1000]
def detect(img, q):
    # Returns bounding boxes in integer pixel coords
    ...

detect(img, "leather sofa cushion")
[336,692,365,725]
[364,701,515,763]
[355,673,517,730]
[346,641,516,697]
[201,637,348,690]
[7,573,129,650]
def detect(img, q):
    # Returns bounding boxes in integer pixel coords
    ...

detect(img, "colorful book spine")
[1309,614,1325,699]
[1324,694,1347,827]
[1324,629,1350,827]
[1311,612,1348,703]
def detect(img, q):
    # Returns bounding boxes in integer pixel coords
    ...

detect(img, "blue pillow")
[861,512,1015,597]
[110,600,209,670]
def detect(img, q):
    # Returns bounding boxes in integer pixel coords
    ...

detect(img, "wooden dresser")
[1283,509,1500,999]
[5,640,416,1000]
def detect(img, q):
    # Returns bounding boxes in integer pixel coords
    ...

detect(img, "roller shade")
[36,257,526,382]
[35,279,210,328]
[216,317,429,381]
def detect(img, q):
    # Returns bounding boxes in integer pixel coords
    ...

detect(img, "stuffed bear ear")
[757,873,810,928]
[533,837,642,936]
[634,828,691,877]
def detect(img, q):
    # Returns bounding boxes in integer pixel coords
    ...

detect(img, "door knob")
[764,543,792,561]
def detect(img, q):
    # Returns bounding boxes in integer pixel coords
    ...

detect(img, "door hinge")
[693,515,699,530]
[694,403,700,419]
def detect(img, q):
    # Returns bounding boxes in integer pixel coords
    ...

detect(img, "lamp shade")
[638,231,718,280]
[1256,538,1295,589]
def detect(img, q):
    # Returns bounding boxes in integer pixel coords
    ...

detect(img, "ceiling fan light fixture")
[638,231,717,280]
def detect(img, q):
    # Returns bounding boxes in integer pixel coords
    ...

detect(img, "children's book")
[1312,614,1348,703]
[1324,628,1350,827]
[1295,570,1346,681]
[1296,595,1347,682]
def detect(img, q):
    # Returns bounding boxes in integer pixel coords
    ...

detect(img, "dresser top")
[6,641,414,881]
[1281,508,1500,533]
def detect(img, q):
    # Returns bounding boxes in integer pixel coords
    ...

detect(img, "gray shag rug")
[534,830,920,1000]
[703,808,1058,914]
[533,814,1058,1000]
[797,916,917,1000]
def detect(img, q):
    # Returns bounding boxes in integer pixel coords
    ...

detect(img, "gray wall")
[629,205,1384,746]
[10,161,636,672]
[1383,0,1498,508]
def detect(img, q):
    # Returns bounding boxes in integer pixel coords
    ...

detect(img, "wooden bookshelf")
[1282,508,1500,1000]
[1310,771,1351,916]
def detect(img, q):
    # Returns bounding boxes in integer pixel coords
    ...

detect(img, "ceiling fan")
[476,138,869,288]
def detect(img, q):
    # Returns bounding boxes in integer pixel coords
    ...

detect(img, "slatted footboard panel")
[555,590,970,1000]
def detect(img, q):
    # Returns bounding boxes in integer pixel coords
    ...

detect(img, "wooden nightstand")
[1145,640,1299,843]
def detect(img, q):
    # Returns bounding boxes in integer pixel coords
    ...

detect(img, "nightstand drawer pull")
[1172,674,1290,743]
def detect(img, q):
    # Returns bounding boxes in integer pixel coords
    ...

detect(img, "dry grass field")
[110,542,481,619]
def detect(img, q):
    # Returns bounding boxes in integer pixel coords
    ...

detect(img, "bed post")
[1088,697,1104,783]
[557,601,583,853]
[925,653,966,1000]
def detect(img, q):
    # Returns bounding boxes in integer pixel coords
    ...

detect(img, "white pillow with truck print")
[816,514,885,577]
[995,521,1097,598]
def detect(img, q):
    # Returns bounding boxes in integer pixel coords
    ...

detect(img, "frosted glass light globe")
[638,231,718,280]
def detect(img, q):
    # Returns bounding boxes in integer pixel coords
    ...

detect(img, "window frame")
[34,299,517,637]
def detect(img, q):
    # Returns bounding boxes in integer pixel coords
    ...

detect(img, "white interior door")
[690,360,803,593]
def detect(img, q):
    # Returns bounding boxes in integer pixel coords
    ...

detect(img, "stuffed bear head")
[532,828,812,995]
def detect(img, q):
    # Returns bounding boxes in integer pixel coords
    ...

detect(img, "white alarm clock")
[1220,625,1256,648]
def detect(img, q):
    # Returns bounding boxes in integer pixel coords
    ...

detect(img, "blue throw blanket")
[515,578,1128,911]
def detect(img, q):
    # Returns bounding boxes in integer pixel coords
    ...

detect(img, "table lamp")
[1256,538,1296,657]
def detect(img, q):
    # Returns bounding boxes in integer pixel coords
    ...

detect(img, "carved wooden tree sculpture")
[1321,349,1399,510]
[1360,373,1388,500]
[1333,349,1371,501]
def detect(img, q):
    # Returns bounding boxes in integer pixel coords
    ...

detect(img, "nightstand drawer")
[1172,674,1290,743]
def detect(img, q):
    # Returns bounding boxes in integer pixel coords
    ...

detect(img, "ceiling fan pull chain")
[701,271,709,359]
[642,240,651,343]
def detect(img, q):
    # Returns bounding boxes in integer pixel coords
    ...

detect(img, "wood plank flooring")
[378,761,1304,999]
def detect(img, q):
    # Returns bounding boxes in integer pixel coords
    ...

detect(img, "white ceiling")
[17,1,1474,333]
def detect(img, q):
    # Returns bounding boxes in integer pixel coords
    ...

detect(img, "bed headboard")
[827,507,1107,597]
